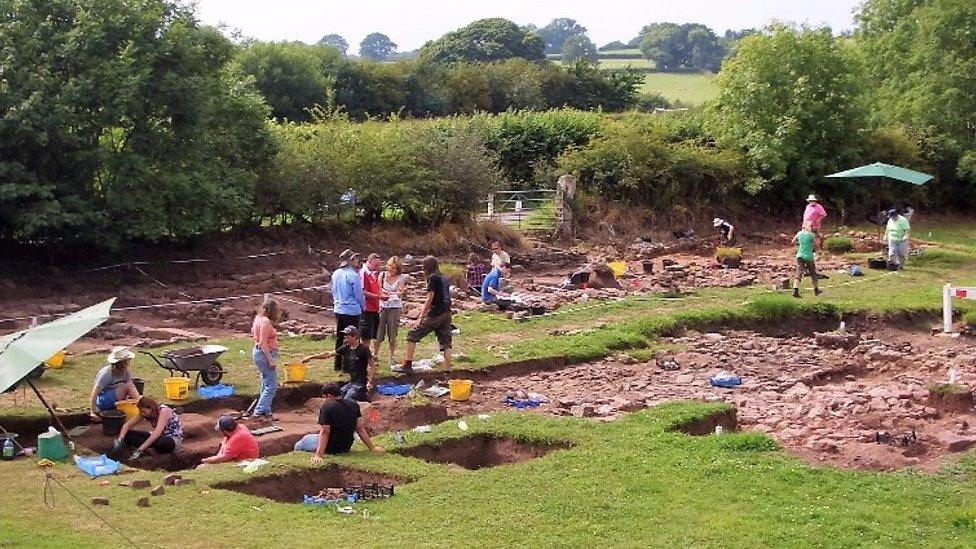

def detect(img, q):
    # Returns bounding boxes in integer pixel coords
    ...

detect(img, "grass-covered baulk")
[4,221,976,547]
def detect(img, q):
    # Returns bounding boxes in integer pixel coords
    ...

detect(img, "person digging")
[301,325,376,401]
[197,415,259,468]
[394,256,453,373]
[89,346,141,423]
[482,262,517,310]
[791,221,822,298]
[713,218,736,245]
[293,383,384,463]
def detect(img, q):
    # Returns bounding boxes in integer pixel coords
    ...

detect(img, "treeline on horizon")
[1,0,975,249]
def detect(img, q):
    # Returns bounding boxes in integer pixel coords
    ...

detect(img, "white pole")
[944,283,954,333]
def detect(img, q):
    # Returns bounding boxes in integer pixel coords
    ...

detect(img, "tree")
[0,0,273,247]
[537,18,587,54]
[708,24,868,195]
[317,33,348,56]
[421,18,545,63]
[638,23,723,71]
[360,32,397,61]
[236,42,342,121]
[562,35,598,64]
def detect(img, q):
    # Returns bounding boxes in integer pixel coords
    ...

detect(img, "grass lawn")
[640,72,718,106]
[4,220,976,547]
[597,57,655,70]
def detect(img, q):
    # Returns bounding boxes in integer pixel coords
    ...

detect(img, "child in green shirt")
[792,222,822,298]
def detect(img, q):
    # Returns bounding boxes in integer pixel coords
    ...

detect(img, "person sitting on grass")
[713,218,736,244]
[482,263,516,310]
[113,396,183,461]
[394,256,453,373]
[89,346,141,423]
[792,221,822,298]
[198,416,259,468]
[465,253,488,296]
[301,325,375,401]
[293,383,384,463]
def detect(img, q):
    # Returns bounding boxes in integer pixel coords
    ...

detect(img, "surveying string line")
[43,471,141,548]
[0,284,332,325]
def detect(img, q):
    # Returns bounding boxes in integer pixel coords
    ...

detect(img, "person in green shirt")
[792,222,822,298]
[883,209,911,270]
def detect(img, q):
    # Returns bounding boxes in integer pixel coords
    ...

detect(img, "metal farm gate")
[477,190,560,231]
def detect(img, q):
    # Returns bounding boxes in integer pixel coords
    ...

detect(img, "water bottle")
[2,438,13,460]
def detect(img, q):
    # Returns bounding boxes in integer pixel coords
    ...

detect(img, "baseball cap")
[216,415,237,432]
[342,325,360,336]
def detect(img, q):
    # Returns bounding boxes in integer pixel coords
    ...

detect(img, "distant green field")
[598,48,642,57]
[640,72,718,106]
[597,57,655,70]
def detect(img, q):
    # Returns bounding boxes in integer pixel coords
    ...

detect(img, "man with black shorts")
[293,383,383,463]
[394,256,452,372]
[301,325,376,401]
[359,253,384,349]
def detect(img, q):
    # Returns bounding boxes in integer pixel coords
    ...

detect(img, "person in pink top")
[199,416,259,467]
[803,194,827,233]
[251,297,280,422]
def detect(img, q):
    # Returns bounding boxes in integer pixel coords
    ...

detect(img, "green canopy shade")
[0,298,115,393]
[825,162,933,185]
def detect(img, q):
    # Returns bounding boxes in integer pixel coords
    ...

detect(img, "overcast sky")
[193,0,862,52]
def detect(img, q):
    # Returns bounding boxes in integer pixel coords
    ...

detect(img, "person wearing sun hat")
[89,346,140,422]
[713,217,735,244]
[803,194,827,234]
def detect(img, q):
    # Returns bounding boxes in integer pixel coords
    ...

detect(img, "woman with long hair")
[114,396,183,460]
[376,256,408,366]
[251,297,281,421]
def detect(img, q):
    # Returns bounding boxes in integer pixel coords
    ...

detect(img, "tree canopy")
[638,23,724,72]
[359,32,397,61]
[235,41,342,121]
[562,35,598,64]
[317,33,349,56]
[421,18,545,63]
[537,18,588,54]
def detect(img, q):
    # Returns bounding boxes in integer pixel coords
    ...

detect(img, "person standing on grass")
[293,383,384,462]
[113,396,183,461]
[803,194,827,234]
[376,256,408,366]
[331,251,364,372]
[792,221,822,298]
[89,346,141,422]
[251,297,280,421]
[884,209,911,270]
[465,253,488,296]
[359,253,385,351]
[198,416,259,467]
[301,325,376,401]
[395,256,453,373]
[490,241,510,270]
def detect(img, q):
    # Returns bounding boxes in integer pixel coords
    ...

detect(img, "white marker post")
[944,283,954,333]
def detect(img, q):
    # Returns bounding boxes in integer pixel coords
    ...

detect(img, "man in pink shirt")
[199,416,259,466]
[803,194,827,233]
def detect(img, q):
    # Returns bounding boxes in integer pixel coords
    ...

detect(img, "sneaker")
[792,289,801,298]
[391,364,413,374]
[814,288,823,296]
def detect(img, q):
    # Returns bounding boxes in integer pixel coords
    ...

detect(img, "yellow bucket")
[284,363,308,383]
[163,377,190,401]
[45,350,66,369]
[115,398,140,421]
[448,379,473,402]
[609,261,628,278]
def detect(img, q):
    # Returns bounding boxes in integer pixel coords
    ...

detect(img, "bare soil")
[213,465,405,504]
[393,435,570,470]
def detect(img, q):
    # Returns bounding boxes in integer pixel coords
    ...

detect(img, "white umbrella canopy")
[0,298,115,393]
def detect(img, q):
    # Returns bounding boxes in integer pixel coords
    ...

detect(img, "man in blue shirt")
[481,263,513,310]
[331,251,365,371]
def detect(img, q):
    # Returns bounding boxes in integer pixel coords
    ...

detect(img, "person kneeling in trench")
[197,415,259,468]
[114,396,183,461]
[294,383,384,463]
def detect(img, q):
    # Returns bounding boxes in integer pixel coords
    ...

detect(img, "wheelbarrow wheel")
[200,362,223,386]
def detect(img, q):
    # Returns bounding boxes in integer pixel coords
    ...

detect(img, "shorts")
[359,311,380,340]
[406,311,453,351]
[795,258,817,280]
[376,307,402,344]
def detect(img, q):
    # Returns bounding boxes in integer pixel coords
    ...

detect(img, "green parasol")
[825,162,933,237]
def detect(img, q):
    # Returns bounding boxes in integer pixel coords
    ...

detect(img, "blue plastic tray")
[197,384,235,399]
[74,454,121,477]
